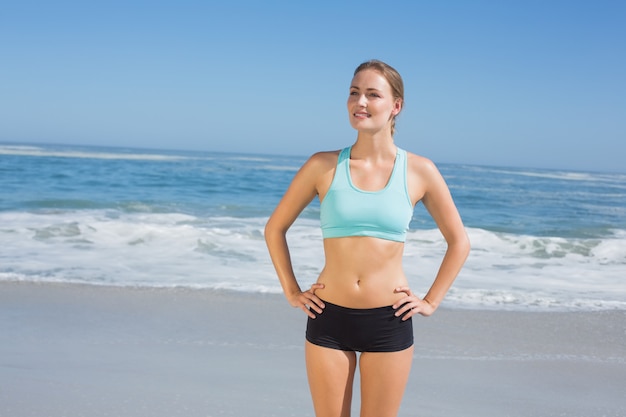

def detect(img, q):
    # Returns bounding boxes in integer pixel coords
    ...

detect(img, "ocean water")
[1,143,625,311]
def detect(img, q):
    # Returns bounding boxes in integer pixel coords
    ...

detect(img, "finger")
[392,287,416,310]
[305,284,325,310]
[392,297,411,310]
[395,297,421,317]
[302,296,325,318]
[394,286,413,296]
[309,283,325,294]
[300,290,325,313]
[401,307,416,321]
[396,304,418,321]
[394,302,412,318]
[302,304,317,319]
[304,295,325,313]
[392,291,416,309]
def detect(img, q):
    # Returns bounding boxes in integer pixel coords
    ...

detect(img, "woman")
[265,59,470,417]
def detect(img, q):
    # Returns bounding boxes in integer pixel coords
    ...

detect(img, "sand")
[1,281,624,417]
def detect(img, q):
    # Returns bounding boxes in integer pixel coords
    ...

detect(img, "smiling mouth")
[354,112,370,118]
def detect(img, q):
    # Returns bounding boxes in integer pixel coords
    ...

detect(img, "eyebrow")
[350,86,382,92]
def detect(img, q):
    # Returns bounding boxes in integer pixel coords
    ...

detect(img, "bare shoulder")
[287,149,339,186]
[404,151,449,205]
[297,149,341,178]
[406,151,442,183]
[307,149,341,168]
[295,150,339,200]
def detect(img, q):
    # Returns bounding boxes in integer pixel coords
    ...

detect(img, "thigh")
[305,341,357,417]
[359,346,414,417]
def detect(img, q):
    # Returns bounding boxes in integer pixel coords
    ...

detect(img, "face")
[347,69,402,134]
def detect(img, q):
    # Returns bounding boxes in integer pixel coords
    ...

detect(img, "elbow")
[459,231,471,259]
[264,220,275,245]
[449,230,471,260]
[264,217,285,245]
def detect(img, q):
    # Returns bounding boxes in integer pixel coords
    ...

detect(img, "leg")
[359,346,414,417]
[305,341,357,417]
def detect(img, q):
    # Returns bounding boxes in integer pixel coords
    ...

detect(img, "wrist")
[422,297,438,311]
[284,287,302,301]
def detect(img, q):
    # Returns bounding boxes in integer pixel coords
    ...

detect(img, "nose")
[357,94,367,107]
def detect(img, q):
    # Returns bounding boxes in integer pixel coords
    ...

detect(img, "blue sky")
[1,1,625,172]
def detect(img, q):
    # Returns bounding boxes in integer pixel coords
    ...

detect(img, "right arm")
[264,152,331,318]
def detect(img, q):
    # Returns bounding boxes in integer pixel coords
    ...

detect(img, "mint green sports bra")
[320,146,414,242]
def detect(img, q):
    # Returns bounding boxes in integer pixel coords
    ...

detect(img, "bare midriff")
[314,236,410,309]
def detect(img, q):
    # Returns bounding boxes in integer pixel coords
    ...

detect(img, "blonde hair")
[354,60,404,136]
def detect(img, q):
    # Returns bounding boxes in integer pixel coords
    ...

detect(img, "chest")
[348,160,395,192]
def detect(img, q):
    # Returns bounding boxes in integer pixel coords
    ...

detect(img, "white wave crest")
[0,145,190,161]
[0,212,624,311]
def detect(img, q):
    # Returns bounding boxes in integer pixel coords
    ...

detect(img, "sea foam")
[1,211,624,311]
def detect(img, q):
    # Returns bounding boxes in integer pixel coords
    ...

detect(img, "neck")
[352,133,397,160]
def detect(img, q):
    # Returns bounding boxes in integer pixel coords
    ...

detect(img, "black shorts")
[305,300,414,352]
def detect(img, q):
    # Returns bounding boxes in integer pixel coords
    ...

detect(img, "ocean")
[1,143,625,311]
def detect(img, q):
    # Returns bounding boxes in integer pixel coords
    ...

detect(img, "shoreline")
[1,281,625,416]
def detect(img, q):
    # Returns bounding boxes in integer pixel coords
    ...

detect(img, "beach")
[1,281,624,417]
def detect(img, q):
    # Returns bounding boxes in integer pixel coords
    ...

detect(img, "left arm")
[394,156,470,318]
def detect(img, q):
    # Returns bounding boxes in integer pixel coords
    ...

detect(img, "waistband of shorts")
[319,299,397,315]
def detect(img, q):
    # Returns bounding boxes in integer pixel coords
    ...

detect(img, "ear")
[392,98,402,116]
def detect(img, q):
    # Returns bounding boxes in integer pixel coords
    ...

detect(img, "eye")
[369,93,381,98]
